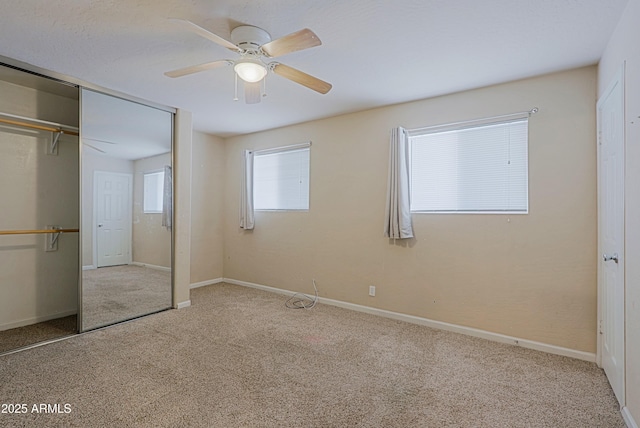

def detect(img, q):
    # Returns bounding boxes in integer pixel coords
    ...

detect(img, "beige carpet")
[0,265,170,355]
[0,283,624,427]
[81,265,172,330]
[0,315,76,354]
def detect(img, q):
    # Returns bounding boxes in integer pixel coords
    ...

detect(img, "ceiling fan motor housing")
[231,25,271,52]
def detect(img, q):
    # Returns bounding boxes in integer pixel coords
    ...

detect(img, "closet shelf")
[0,111,79,136]
[0,111,79,155]
[0,228,79,252]
[0,117,79,137]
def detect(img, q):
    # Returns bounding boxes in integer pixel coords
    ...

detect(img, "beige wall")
[173,109,192,307]
[190,131,225,284]
[0,78,79,330]
[0,77,79,127]
[222,66,597,353]
[81,151,134,267]
[599,0,640,423]
[132,153,171,268]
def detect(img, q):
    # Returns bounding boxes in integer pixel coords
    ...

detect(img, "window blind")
[143,170,164,213]
[410,119,528,213]
[254,147,310,210]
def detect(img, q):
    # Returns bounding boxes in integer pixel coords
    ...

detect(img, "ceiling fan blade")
[272,63,332,94]
[165,60,230,78]
[261,28,321,58]
[169,18,240,52]
[83,137,117,145]
[83,142,106,154]
[244,81,262,104]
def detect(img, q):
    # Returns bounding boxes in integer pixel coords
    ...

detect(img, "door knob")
[98,224,104,228]
[603,253,619,263]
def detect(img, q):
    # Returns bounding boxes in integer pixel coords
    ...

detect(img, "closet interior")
[0,65,80,353]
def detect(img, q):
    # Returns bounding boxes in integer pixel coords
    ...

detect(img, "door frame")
[596,64,625,405]
[93,170,133,268]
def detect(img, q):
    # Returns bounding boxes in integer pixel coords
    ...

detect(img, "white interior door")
[597,67,625,406]
[95,171,132,267]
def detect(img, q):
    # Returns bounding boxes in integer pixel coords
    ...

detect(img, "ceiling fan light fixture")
[234,59,267,83]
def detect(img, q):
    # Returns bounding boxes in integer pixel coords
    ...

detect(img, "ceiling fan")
[165,19,332,104]
[82,137,116,154]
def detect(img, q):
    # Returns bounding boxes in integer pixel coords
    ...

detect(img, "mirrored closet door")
[80,89,173,332]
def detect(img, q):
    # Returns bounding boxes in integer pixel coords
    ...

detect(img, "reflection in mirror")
[81,89,173,332]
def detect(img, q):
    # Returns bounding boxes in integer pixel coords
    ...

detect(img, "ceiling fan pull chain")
[233,73,239,101]
[263,75,267,98]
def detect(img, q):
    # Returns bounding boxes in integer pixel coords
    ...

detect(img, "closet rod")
[0,229,79,236]
[0,112,79,136]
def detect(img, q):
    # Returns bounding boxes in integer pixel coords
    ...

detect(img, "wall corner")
[173,109,192,307]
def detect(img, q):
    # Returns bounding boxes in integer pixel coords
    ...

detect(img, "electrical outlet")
[369,285,376,297]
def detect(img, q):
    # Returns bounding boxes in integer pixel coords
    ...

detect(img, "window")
[409,118,528,213]
[253,146,310,210]
[143,170,164,213]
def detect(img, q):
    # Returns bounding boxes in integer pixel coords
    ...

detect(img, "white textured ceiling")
[82,89,172,160]
[0,0,629,137]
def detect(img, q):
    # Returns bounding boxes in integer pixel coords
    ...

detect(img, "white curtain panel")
[162,165,172,230]
[384,127,414,239]
[240,150,255,230]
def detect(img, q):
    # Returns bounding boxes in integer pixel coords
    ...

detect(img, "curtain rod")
[406,107,538,136]
[251,141,311,156]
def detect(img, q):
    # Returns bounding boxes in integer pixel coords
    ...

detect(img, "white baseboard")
[223,278,596,363]
[82,265,96,271]
[225,278,295,297]
[176,300,191,309]
[0,309,77,332]
[623,407,639,428]
[190,278,224,289]
[131,262,171,272]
